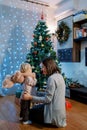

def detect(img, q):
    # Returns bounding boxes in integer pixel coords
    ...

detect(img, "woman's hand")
[22,93,33,100]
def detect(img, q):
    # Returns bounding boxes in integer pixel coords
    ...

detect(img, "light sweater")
[32,73,67,127]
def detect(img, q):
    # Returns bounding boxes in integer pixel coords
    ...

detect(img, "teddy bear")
[2,71,24,88]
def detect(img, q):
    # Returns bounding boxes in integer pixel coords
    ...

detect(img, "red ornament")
[41,11,44,20]
[33,34,35,37]
[34,42,37,46]
[33,51,37,55]
[46,37,49,41]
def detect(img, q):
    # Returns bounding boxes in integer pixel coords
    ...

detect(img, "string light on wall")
[0,0,49,95]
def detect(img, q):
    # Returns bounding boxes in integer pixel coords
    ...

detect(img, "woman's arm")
[22,77,56,104]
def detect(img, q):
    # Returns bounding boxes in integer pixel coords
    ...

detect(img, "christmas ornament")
[33,34,35,37]
[46,37,49,41]
[39,36,42,41]
[34,42,37,46]
[33,51,38,55]
[41,11,44,20]
[41,44,44,47]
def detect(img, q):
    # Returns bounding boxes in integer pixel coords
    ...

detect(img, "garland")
[56,21,71,44]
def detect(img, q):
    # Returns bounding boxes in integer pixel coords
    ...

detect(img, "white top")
[22,76,37,95]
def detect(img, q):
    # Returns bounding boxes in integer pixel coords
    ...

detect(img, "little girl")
[19,63,37,125]
[2,62,37,125]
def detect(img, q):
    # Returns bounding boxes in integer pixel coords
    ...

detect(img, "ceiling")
[37,0,65,7]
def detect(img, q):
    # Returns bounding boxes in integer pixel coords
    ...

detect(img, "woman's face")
[41,63,47,75]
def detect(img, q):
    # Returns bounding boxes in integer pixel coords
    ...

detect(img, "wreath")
[56,21,71,44]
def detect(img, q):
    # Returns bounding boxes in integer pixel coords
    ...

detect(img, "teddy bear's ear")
[11,75,16,83]
[11,72,24,83]
[2,76,14,88]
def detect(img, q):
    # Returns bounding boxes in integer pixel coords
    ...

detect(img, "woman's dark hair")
[42,57,61,76]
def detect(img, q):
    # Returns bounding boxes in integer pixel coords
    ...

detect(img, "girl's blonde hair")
[20,63,32,73]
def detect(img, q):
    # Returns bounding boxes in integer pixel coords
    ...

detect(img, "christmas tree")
[26,14,61,90]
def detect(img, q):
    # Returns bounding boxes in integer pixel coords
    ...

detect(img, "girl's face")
[41,63,47,75]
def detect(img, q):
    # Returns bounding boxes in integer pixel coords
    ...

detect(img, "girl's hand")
[32,72,36,79]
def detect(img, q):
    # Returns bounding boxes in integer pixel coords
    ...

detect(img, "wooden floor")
[0,95,87,130]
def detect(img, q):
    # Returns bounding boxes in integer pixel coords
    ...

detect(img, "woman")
[22,57,67,127]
